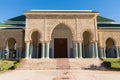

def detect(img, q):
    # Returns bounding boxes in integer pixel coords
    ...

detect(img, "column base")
[46,57,49,59]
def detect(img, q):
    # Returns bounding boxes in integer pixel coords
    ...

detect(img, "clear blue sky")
[0,0,120,23]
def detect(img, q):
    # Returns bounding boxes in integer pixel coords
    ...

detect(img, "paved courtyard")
[0,70,120,80]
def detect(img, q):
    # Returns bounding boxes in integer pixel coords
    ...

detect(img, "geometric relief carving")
[25,14,97,44]
[99,31,120,47]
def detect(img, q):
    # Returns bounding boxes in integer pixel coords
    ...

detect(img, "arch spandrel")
[81,29,95,42]
[100,35,118,48]
[48,22,76,41]
[25,28,44,43]
[98,31,120,48]
[4,37,17,48]
[104,37,117,47]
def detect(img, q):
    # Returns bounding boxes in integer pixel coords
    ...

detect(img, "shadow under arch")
[105,38,117,58]
[29,29,42,41]
[50,23,75,40]
[50,23,74,58]
[82,31,93,58]
[30,31,42,58]
[5,38,17,59]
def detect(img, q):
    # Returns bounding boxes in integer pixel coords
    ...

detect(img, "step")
[56,59,70,69]
[17,58,103,70]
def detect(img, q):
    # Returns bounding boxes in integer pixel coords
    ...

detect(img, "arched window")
[83,31,92,58]
[31,31,41,58]
[106,38,117,58]
[6,38,16,59]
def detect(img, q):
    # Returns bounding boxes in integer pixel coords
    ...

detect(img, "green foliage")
[0,60,20,72]
[103,59,120,71]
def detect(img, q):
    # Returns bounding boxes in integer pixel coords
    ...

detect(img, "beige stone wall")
[98,29,120,48]
[25,13,98,43]
[0,29,24,49]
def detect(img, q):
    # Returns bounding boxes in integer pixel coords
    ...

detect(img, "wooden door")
[54,38,67,58]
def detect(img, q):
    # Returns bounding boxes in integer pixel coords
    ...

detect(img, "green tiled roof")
[0,24,13,27]
[0,24,25,28]
[7,15,114,22]
[8,15,26,21]
[97,16,114,22]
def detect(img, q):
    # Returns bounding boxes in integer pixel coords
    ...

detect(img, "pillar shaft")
[95,42,98,58]
[116,47,119,58]
[29,44,33,59]
[78,42,82,58]
[100,48,104,58]
[74,43,78,59]
[25,42,30,59]
[103,47,106,58]
[92,44,95,58]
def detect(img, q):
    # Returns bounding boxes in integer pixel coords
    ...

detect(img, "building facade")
[0,10,120,59]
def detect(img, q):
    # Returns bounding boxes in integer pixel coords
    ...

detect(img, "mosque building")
[0,10,120,60]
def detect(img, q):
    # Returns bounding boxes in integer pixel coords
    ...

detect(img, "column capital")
[99,46,104,49]
[91,40,98,44]
[40,41,46,44]
[40,40,50,44]
[45,40,50,44]
[116,46,120,48]
[72,40,78,44]
[77,39,83,43]
[25,41,30,43]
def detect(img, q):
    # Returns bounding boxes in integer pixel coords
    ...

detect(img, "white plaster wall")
[50,26,73,58]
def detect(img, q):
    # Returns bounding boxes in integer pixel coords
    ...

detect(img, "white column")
[74,43,78,59]
[25,42,30,59]
[100,48,104,58]
[41,43,45,59]
[78,42,82,58]
[29,44,33,59]
[95,42,98,58]
[103,47,106,58]
[46,42,50,59]
[116,47,119,58]
[92,43,95,58]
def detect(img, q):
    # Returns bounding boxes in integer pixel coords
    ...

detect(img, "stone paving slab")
[0,70,120,80]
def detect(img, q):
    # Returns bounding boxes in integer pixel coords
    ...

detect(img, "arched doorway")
[83,31,92,58]
[31,31,41,58]
[6,38,16,59]
[51,24,73,58]
[106,38,117,58]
